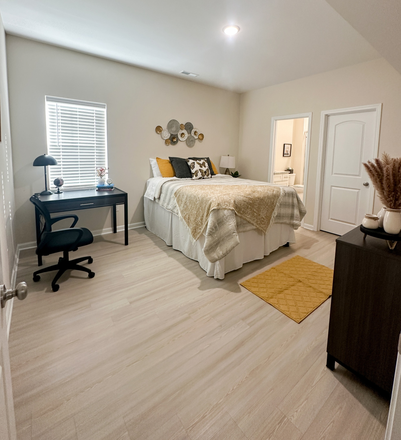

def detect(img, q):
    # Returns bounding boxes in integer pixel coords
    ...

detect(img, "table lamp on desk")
[33,154,57,195]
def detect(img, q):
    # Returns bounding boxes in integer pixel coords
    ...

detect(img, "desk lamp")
[220,155,235,175]
[33,154,57,195]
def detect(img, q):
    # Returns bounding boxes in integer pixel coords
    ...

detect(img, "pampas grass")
[363,153,401,209]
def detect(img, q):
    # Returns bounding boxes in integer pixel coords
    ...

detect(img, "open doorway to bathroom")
[268,113,312,206]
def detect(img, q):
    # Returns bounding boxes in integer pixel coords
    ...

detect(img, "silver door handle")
[363,182,369,187]
[1,282,28,308]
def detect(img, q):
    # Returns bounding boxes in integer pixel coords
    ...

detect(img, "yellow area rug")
[240,256,333,323]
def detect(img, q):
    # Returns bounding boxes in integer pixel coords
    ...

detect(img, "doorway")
[269,113,312,207]
[314,104,382,235]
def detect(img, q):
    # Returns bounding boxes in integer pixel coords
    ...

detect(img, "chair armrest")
[50,215,79,228]
[38,228,84,253]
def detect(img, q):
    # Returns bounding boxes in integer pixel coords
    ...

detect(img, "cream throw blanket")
[174,184,281,241]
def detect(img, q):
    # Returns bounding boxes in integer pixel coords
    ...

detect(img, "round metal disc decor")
[185,122,193,134]
[155,125,163,134]
[186,135,196,148]
[191,128,199,139]
[170,134,179,145]
[198,133,204,141]
[178,129,188,141]
[180,123,185,130]
[161,129,170,140]
[165,139,171,146]
[167,119,180,134]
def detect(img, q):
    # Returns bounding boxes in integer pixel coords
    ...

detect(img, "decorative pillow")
[149,158,162,177]
[169,157,192,179]
[188,157,215,175]
[186,159,211,180]
[156,157,175,178]
[210,160,218,175]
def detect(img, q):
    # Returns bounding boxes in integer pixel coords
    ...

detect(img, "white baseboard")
[17,221,145,251]
[301,223,315,231]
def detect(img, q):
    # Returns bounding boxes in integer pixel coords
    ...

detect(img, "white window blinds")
[45,96,108,189]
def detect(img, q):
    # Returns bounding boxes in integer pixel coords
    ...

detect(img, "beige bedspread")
[174,185,281,241]
[146,176,306,263]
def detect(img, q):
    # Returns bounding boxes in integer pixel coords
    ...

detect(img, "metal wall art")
[155,119,204,147]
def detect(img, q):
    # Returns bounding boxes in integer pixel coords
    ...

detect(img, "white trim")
[314,104,382,232]
[301,223,315,231]
[6,249,20,339]
[17,221,145,251]
[269,112,312,229]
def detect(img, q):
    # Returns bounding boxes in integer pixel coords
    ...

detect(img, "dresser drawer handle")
[80,203,94,206]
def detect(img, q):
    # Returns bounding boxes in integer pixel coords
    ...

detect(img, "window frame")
[45,95,108,190]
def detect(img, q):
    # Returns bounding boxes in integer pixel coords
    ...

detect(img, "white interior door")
[0,124,17,440]
[320,106,381,235]
[0,227,16,440]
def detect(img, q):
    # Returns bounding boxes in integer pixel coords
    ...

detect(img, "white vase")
[377,207,386,228]
[383,208,401,235]
[98,178,106,186]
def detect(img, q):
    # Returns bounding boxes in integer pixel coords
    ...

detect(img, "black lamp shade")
[33,154,58,166]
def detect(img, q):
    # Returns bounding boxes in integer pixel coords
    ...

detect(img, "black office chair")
[30,195,95,292]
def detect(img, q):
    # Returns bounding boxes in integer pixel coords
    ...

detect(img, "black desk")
[34,188,128,265]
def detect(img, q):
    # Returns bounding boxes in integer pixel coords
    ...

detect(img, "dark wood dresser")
[327,227,401,395]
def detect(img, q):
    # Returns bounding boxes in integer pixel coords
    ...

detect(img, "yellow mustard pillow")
[156,157,175,177]
[210,160,218,175]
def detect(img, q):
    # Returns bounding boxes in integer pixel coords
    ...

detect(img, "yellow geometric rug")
[240,256,333,323]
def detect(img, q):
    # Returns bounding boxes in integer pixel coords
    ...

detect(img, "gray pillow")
[169,157,192,178]
[188,157,215,175]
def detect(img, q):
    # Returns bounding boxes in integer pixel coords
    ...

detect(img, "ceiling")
[0,0,382,93]
[326,0,401,77]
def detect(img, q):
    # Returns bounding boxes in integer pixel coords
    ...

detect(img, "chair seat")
[39,227,93,255]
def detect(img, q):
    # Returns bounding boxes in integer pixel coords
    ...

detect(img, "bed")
[144,173,306,279]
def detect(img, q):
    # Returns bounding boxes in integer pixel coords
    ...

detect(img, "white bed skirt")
[144,198,296,279]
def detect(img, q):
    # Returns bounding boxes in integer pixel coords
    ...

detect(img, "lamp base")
[40,190,54,196]
[225,168,231,175]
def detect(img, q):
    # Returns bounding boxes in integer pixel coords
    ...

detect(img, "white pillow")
[149,158,162,177]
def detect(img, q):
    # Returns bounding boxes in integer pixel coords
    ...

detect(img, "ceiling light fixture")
[223,25,240,36]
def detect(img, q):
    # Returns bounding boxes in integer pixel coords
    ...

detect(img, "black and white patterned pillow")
[186,159,211,180]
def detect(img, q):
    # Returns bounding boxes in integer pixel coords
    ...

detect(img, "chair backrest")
[30,195,53,235]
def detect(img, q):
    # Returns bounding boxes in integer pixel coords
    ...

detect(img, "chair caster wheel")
[33,274,40,282]
[88,272,95,279]
[52,284,60,292]
[88,257,93,264]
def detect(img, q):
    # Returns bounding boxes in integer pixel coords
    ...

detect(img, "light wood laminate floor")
[10,227,389,440]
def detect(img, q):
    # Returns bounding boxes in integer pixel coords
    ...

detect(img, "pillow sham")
[187,158,212,180]
[188,157,215,175]
[156,157,175,178]
[210,160,218,175]
[169,157,192,179]
[149,158,162,177]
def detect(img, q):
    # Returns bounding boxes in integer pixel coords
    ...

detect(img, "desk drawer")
[44,193,126,213]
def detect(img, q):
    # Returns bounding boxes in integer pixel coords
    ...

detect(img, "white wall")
[238,58,401,227]
[6,36,240,245]
[274,119,294,172]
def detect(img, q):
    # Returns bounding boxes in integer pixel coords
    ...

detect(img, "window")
[45,96,107,189]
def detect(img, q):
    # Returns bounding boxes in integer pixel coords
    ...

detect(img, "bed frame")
[144,198,295,279]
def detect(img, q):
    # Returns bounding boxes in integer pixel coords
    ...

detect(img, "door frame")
[268,112,312,226]
[313,104,382,232]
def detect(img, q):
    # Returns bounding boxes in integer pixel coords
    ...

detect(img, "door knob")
[1,282,28,308]
[363,182,369,187]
